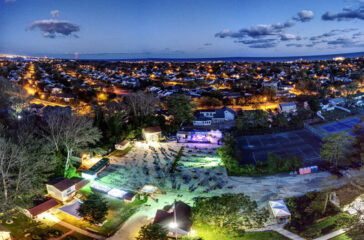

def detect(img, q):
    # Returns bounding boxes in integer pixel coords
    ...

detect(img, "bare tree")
[40,109,101,175]
[0,137,23,208]
[124,91,159,117]
[62,115,101,172]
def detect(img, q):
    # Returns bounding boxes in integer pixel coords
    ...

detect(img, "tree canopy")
[166,94,196,125]
[136,223,168,240]
[320,132,354,167]
[77,194,109,224]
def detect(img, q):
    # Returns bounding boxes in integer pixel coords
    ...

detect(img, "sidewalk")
[313,228,349,240]
[272,226,306,240]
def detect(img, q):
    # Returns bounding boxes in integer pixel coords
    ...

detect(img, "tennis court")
[237,129,322,166]
[319,116,362,135]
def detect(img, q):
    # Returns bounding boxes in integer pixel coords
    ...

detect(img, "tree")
[0,121,56,211]
[41,108,102,176]
[166,94,196,125]
[192,194,268,232]
[198,97,222,107]
[352,124,364,163]
[124,91,159,117]
[217,134,242,175]
[77,194,108,224]
[320,132,354,167]
[136,223,168,240]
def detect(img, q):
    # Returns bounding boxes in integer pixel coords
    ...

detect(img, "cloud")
[28,19,80,38]
[215,21,295,39]
[293,10,314,22]
[4,0,16,2]
[286,43,303,47]
[327,37,364,47]
[280,33,302,41]
[352,31,364,38]
[309,28,358,41]
[322,5,364,21]
[235,38,278,48]
[204,43,212,46]
[50,10,60,18]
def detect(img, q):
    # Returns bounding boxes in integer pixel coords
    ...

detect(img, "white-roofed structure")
[140,185,158,194]
[269,200,291,223]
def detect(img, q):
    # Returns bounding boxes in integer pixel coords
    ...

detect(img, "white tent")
[141,185,158,194]
[269,200,291,218]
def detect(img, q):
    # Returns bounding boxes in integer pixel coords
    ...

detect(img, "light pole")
[168,200,178,240]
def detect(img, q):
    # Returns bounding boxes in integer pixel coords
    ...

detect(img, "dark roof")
[143,126,162,133]
[194,116,211,121]
[52,178,75,192]
[72,178,89,191]
[0,225,10,232]
[124,192,136,201]
[195,106,235,119]
[153,201,192,232]
[28,198,58,217]
[89,158,109,172]
[116,139,129,146]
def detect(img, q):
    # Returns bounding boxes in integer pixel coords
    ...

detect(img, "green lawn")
[295,213,350,239]
[0,211,91,240]
[62,184,144,236]
[193,225,289,240]
[107,146,133,157]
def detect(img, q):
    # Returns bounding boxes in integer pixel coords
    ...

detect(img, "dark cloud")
[50,10,60,18]
[215,21,295,39]
[235,39,278,48]
[352,31,364,38]
[306,44,315,47]
[322,5,364,21]
[309,28,358,41]
[293,10,314,22]
[249,42,278,48]
[286,43,303,47]
[326,37,364,47]
[28,19,80,38]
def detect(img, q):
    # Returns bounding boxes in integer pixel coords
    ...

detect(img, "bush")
[302,228,321,239]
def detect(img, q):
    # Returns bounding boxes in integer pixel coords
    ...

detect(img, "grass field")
[193,225,289,240]
[0,211,92,240]
[57,184,144,236]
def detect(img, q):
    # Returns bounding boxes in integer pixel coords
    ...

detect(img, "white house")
[0,226,11,240]
[193,106,235,126]
[46,178,88,202]
[279,102,297,113]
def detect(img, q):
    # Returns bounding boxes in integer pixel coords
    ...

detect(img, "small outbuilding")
[0,225,11,240]
[26,198,59,220]
[46,177,89,202]
[269,200,291,223]
[153,201,192,238]
[279,102,297,113]
[115,139,130,151]
[140,185,158,195]
[142,126,162,143]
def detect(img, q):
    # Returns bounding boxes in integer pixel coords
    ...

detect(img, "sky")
[0,0,364,58]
